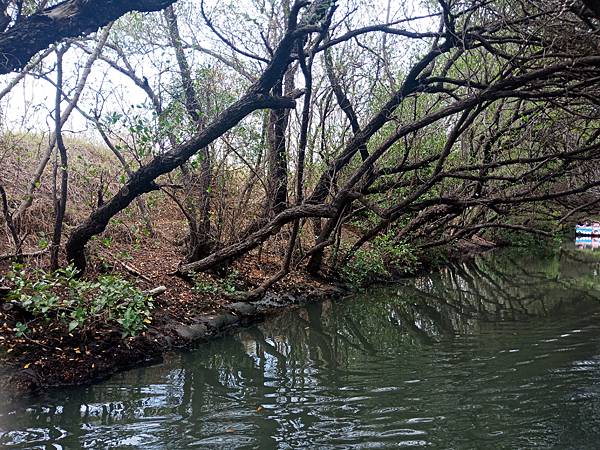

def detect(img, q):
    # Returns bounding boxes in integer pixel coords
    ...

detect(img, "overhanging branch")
[0,0,177,74]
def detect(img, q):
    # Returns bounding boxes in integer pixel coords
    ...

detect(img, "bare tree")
[66,0,327,273]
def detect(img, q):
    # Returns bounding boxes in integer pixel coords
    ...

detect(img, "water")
[3,248,600,449]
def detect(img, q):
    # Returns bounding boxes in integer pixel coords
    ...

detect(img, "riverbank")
[0,237,498,402]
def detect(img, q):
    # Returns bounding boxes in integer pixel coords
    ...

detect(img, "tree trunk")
[50,46,69,271]
[66,94,296,272]
[165,5,214,261]
[14,25,111,223]
[266,69,295,216]
[65,2,331,273]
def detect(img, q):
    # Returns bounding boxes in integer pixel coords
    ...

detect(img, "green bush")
[192,270,240,295]
[342,247,390,287]
[341,234,419,287]
[7,264,154,337]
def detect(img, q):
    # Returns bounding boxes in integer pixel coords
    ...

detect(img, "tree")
[3,0,600,299]
[65,0,327,273]
[177,0,600,278]
[0,0,176,74]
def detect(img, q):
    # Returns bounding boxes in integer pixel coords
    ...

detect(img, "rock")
[204,314,239,331]
[226,302,258,317]
[224,291,252,302]
[250,292,299,313]
[174,323,208,341]
[280,293,298,304]
[143,286,167,296]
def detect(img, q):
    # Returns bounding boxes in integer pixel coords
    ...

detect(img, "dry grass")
[0,131,173,259]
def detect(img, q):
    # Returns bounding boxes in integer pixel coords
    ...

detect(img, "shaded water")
[3,248,600,449]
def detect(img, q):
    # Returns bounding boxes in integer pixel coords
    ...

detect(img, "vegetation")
[192,270,240,295]
[341,235,419,287]
[7,264,154,337]
[1,0,600,387]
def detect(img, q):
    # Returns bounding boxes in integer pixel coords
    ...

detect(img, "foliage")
[341,233,419,287]
[192,270,240,295]
[4,0,600,300]
[342,247,390,287]
[7,265,154,337]
[491,228,553,249]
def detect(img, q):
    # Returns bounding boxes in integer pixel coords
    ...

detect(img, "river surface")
[2,247,600,449]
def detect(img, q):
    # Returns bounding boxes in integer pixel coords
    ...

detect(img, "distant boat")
[576,222,600,235]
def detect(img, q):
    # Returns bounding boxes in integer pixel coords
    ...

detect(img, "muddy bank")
[0,281,349,403]
[0,238,498,402]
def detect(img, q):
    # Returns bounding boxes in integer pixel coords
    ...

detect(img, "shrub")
[341,234,419,287]
[342,247,390,287]
[192,270,240,295]
[7,264,154,337]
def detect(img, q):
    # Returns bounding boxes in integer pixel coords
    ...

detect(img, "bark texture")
[0,0,176,74]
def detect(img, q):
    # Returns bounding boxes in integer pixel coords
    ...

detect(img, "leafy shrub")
[192,270,240,295]
[342,247,390,287]
[7,264,153,337]
[341,234,419,287]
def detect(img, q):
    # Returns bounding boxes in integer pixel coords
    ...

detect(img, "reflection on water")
[2,249,600,448]
[575,235,600,250]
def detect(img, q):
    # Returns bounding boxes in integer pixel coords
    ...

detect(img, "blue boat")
[576,225,593,235]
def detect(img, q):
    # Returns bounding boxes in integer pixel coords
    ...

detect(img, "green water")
[3,248,600,449]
